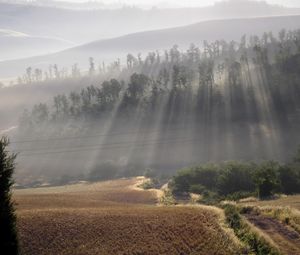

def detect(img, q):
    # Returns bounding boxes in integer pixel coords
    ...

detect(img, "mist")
[0,0,299,188]
[2,2,300,255]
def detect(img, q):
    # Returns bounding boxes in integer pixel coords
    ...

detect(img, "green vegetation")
[0,137,19,254]
[223,204,280,255]
[171,147,300,201]
[159,189,176,206]
[247,206,300,235]
[138,179,159,190]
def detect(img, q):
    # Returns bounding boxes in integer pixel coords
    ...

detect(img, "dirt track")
[245,213,300,255]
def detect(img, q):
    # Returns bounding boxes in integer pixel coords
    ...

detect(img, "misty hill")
[0,29,74,61]
[1,0,300,45]
[1,0,300,63]
[10,29,300,182]
[1,15,300,80]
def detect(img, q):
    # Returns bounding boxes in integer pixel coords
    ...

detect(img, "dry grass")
[14,178,157,210]
[14,178,241,255]
[258,206,300,233]
[239,195,300,211]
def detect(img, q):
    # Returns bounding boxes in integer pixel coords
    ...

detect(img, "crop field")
[14,178,241,255]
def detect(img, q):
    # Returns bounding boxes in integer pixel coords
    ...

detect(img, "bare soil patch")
[245,212,300,255]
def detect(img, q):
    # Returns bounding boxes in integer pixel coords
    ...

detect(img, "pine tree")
[0,137,19,255]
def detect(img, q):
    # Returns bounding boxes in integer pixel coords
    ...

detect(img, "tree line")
[17,28,300,170]
[170,147,300,202]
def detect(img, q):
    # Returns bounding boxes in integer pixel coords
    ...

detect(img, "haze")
[0,0,299,195]
[57,0,300,8]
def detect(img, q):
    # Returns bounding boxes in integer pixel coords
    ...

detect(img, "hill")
[14,178,241,255]
[0,29,74,61]
[1,14,300,80]
[1,0,300,75]
[1,1,300,44]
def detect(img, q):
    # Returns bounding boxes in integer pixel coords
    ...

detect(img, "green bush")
[223,205,280,255]
[254,161,280,199]
[218,161,255,195]
[225,191,256,201]
[201,190,222,205]
[0,137,19,254]
[189,184,206,194]
[139,178,160,190]
[171,150,300,201]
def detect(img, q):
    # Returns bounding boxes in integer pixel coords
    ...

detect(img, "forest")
[12,29,300,186]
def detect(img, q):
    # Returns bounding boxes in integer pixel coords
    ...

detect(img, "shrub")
[144,169,156,179]
[189,184,206,194]
[218,161,256,195]
[139,179,159,190]
[223,204,280,255]
[88,161,118,181]
[278,165,300,194]
[225,191,256,202]
[201,191,222,205]
[0,137,19,254]
[253,161,280,199]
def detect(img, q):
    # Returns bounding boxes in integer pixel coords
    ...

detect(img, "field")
[239,195,300,211]
[14,178,241,255]
[238,196,300,254]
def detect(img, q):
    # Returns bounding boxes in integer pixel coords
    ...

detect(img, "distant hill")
[1,15,300,80]
[0,29,74,61]
[1,0,300,62]
[1,1,300,44]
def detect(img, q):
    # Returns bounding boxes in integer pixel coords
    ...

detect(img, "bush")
[223,204,280,255]
[139,178,159,190]
[218,161,255,195]
[254,161,280,199]
[88,161,118,181]
[144,169,156,179]
[0,137,19,254]
[278,165,300,194]
[170,168,193,195]
[201,191,222,205]
[189,184,206,194]
[224,204,242,229]
[225,191,256,202]
[171,151,300,201]
[121,164,143,178]
[170,164,218,195]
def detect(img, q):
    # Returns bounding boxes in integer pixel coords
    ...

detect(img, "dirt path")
[245,212,300,255]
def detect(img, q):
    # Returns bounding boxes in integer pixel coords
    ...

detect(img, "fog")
[1,0,300,187]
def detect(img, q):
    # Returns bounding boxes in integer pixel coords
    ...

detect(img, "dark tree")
[0,137,19,254]
[254,161,280,199]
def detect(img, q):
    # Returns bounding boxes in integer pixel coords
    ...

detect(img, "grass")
[237,205,300,255]
[14,177,242,255]
[239,194,300,211]
[223,204,281,255]
[243,205,300,236]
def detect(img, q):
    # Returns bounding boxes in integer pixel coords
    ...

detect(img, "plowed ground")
[14,178,240,255]
[245,212,300,255]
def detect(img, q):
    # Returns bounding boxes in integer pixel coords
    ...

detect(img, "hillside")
[14,178,241,255]
[1,1,300,44]
[1,14,300,80]
[0,29,74,61]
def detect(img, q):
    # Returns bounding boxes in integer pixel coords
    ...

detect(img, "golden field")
[14,178,241,255]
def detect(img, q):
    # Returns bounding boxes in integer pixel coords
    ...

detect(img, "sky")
[55,0,300,8]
